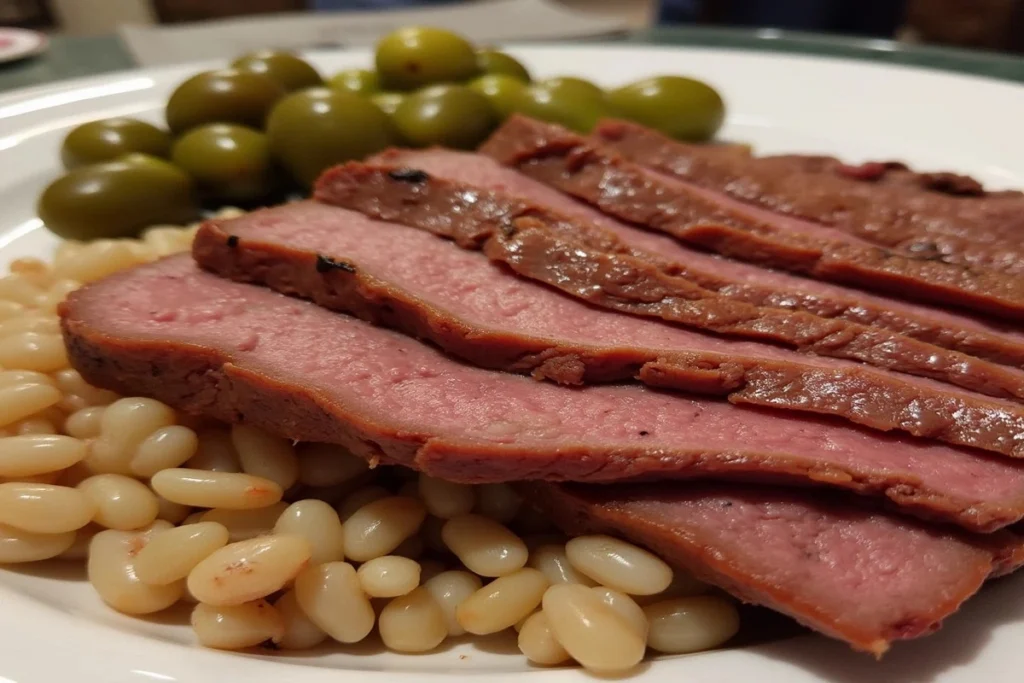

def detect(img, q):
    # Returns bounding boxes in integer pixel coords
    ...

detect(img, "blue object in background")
[658,0,907,37]
[657,0,701,23]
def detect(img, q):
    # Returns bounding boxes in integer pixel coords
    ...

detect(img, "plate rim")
[0,40,1023,683]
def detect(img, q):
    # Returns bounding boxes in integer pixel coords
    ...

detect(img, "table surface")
[1,26,1023,94]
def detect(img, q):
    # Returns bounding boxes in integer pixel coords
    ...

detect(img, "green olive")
[171,124,279,204]
[231,50,323,92]
[371,92,405,116]
[468,74,527,120]
[515,80,608,133]
[375,26,479,91]
[38,154,198,240]
[328,68,380,96]
[165,69,286,135]
[608,76,725,142]
[266,88,396,188]
[539,77,605,103]
[476,49,530,82]
[60,118,171,170]
[393,84,497,150]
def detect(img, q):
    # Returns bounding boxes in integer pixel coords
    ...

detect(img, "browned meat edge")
[312,165,1024,458]
[594,119,1024,273]
[316,159,1024,399]
[478,116,1024,322]
[523,481,1020,657]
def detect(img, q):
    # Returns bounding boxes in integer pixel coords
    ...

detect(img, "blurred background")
[2,0,1022,54]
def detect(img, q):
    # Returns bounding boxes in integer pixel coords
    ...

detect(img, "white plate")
[0,44,1023,683]
[0,28,48,64]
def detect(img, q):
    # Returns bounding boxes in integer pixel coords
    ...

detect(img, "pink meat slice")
[526,481,1006,656]
[66,254,1024,531]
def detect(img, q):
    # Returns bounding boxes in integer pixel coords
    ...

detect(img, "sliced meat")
[523,481,1002,656]
[478,116,1024,321]
[361,147,1024,369]
[61,256,1024,530]
[313,164,1024,458]
[593,119,1024,273]
[197,198,1024,458]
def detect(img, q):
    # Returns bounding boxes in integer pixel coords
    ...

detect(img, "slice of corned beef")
[197,199,1024,463]
[477,116,1024,322]
[313,161,1024,425]
[60,255,1024,530]
[524,481,1018,656]
[592,119,1024,274]
[355,147,1024,370]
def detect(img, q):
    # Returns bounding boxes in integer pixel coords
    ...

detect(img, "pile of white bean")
[0,218,741,674]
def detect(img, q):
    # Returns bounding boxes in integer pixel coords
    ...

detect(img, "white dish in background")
[0,45,1022,683]
[0,28,48,65]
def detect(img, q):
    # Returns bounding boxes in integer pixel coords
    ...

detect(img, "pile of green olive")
[38,26,725,241]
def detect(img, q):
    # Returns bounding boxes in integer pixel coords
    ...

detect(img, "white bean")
[275,589,327,650]
[0,523,75,562]
[78,474,159,530]
[296,443,368,488]
[130,425,199,478]
[442,514,527,577]
[186,430,241,472]
[52,369,117,406]
[423,570,481,636]
[0,275,44,306]
[88,529,183,614]
[0,300,24,321]
[644,596,740,654]
[15,417,56,435]
[517,611,570,666]
[476,483,522,523]
[542,583,646,673]
[565,535,672,595]
[0,384,62,428]
[343,496,426,562]
[191,600,284,650]
[0,315,58,337]
[273,499,344,565]
[357,556,421,597]
[150,469,282,510]
[134,522,230,586]
[592,587,648,640]
[0,483,96,533]
[456,567,549,635]
[231,425,299,490]
[294,561,375,643]
[379,586,447,653]
[187,535,312,606]
[418,474,475,519]
[87,397,176,474]
[0,370,55,388]
[529,544,597,586]
[336,485,388,522]
[201,502,288,542]
[0,333,68,372]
